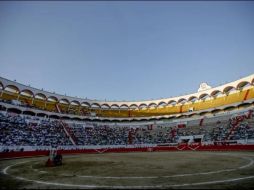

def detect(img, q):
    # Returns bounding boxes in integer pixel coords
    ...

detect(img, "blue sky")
[0,1,254,101]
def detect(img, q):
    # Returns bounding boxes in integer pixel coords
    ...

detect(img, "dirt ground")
[1,151,254,189]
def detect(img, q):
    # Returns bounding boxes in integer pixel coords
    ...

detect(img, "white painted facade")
[0,74,254,109]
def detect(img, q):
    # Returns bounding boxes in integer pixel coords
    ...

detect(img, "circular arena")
[1,74,254,189]
[1,151,254,189]
[1,1,254,189]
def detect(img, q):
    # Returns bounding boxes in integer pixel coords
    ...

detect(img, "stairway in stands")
[226,110,253,140]
[226,118,243,140]
[226,124,239,140]
[60,120,77,146]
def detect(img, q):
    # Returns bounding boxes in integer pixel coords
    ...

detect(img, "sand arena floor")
[1,151,254,189]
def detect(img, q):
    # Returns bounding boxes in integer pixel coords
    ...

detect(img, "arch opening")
[20,89,34,98]
[139,104,147,110]
[91,103,101,109]
[129,104,138,110]
[4,85,20,93]
[148,103,157,108]
[34,93,47,100]
[7,108,22,114]
[81,102,90,108]
[47,96,58,102]
[111,104,120,109]
[70,100,80,106]
[101,104,110,109]
[188,96,198,102]
[119,104,129,110]
[199,93,210,100]
[168,100,177,106]
[49,115,60,119]
[37,113,48,118]
[23,110,36,116]
[211,90,222,97]
[223,86,236,94]
[158,101,167,107]
[177,98,187,104]
[237,81,250,89]
[59,99,70,105]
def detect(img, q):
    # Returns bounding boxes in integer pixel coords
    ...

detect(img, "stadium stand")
[0,74,254,157]
[0,112,73,147]
[0,108,254,152]
[0,74,254,118]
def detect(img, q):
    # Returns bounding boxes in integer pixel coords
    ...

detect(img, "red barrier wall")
[1,144,254,160]
[0,150,49,160]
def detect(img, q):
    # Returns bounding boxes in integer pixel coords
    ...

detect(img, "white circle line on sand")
[2,161,30,175]
[14,155,254,180]
[3,169,254,189]
[69,157,254,179]
[239,157,254,169]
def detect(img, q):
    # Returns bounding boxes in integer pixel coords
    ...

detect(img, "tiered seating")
[0,109,254,148]
[131,126,178,144]
[67,123,129,145]
[0,112,72,146]
[67,123,87,145]
[61,122,77,145]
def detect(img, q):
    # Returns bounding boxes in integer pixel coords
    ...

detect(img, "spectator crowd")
[0,110,254,150]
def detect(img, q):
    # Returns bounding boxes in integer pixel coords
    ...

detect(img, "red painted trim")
[180,105,183,113]
[128,110,131,117]
[1,145,254,159]
[243,89,250,101]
